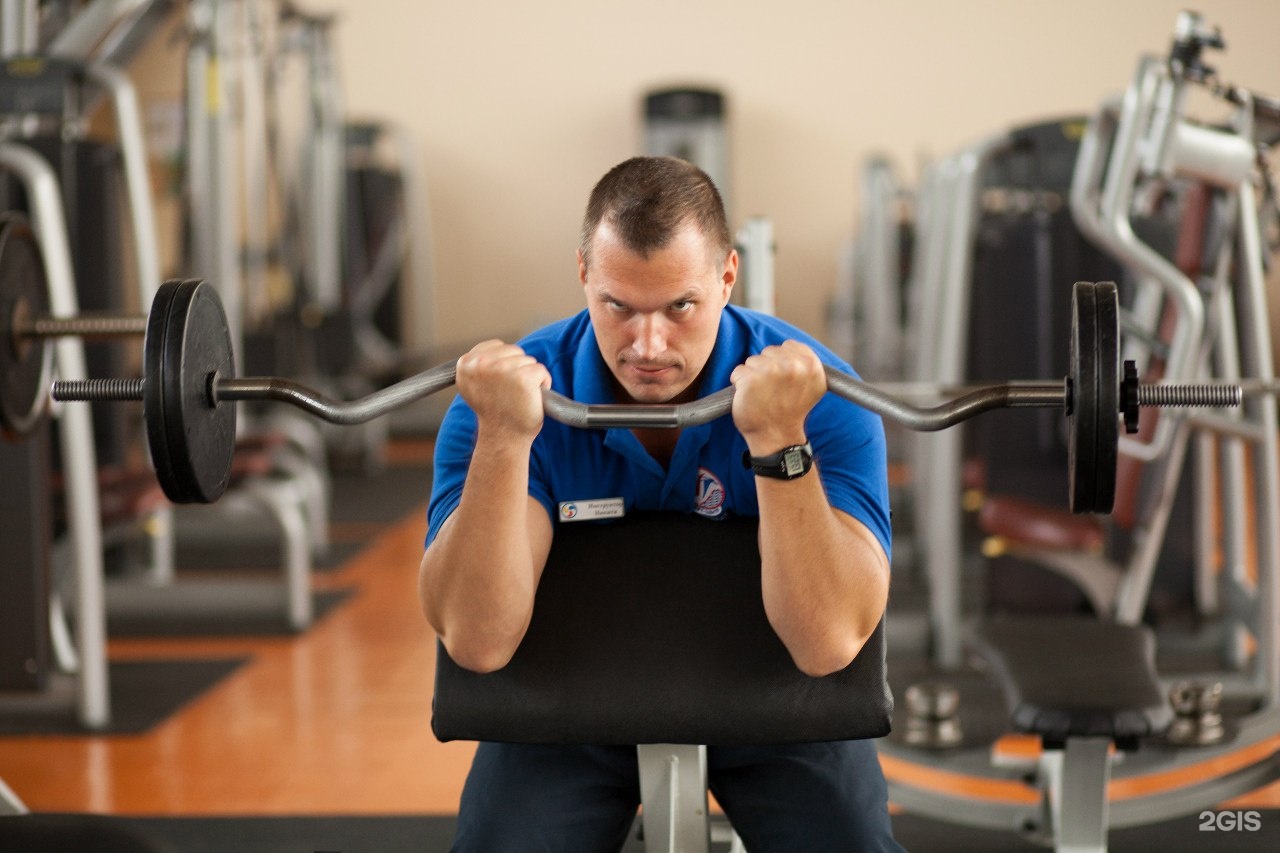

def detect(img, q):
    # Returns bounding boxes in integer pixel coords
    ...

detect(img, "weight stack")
[643,87,731,219]
[0,422,52,690]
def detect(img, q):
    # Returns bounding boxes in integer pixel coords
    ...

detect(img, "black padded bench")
[433,512,893,851]
[968,616,1173,853]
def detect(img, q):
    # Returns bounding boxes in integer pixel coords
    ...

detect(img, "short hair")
[579,156,732,270]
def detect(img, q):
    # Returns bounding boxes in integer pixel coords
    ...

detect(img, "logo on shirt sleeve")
[694,468,726,519]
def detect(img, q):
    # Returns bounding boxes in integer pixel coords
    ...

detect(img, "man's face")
[579,221,737,404]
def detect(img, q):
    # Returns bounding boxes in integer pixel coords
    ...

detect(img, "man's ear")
[577,248,589,286]
[720,249,739,305]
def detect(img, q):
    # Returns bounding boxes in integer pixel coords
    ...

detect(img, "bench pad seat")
[433,512,892,746]
[968,616,1172,743]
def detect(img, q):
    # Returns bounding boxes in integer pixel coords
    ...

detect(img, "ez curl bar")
[0,218,1247,510]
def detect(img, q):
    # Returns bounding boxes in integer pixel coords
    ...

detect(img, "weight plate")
[1067,281,1120,513]
[0,212,52,440]
[1068,282,1097,512]
[144,282,181,500]
[143,280,237,503]
[1094,282,1120,513]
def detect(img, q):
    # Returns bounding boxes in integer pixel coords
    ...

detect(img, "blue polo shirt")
[426,305,890,559]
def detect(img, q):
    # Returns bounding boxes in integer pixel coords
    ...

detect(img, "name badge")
[558,498,625,522]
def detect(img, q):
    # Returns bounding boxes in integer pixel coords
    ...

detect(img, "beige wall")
[325,0,1280,357]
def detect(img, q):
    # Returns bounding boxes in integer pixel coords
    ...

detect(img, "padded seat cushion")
[978,495,1106,553]
[53,465,167,528]
[234,431,289,453]
[432,512,893,746]
[95,469,167,527]
[967,616,1172,742]
[228,449,275,481]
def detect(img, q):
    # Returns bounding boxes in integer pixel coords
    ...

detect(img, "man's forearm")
[756,469,890,677]
[419,430,542,672]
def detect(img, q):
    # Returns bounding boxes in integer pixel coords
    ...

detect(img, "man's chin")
[620,379,688,405]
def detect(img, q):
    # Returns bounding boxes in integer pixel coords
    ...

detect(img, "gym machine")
[0,3,178,820]
[0,0,172,746]
[178,0,332,610]
[878,12,1280,853]
[833,156,911,381]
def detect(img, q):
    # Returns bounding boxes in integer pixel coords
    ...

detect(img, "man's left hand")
[729,341,826,452]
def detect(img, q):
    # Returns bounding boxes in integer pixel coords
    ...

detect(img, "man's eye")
[606,300,629,312]
[670,301,693,313]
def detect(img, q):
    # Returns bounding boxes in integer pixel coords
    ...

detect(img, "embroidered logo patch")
[694,468,726,519]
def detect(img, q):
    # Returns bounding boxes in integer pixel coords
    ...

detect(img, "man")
[420,156,901,852]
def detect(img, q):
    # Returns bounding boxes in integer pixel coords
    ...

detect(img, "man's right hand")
[455,340,552,441]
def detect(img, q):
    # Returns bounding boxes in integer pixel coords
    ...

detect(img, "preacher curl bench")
[432,512,893,852]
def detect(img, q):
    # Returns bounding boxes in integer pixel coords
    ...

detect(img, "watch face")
[783,448,806,477]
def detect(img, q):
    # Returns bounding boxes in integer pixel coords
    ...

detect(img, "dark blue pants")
[449,739,905,852]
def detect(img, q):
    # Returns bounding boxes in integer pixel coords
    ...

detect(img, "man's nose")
[632,314,668,360]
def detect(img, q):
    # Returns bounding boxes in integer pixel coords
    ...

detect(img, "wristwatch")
[742,442,814,480]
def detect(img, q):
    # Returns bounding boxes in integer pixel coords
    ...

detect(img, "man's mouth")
[627,363,677,378]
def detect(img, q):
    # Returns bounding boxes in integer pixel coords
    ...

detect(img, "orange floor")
[0,449,1277,817]
[0,501,476,815]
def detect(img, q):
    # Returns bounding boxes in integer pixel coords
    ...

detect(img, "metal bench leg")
[1044,736,1112,853]
[710,821,746,852]
[0,776,28,815]
[244,479,313,630]
[637,744,712,853]
[147,504,175,586]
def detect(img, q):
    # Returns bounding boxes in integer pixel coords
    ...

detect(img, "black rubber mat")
[0,657,248,736]
[172,539,367,573]
[105,587,353,638]
[329,461,431,526]
[170,461,431,574]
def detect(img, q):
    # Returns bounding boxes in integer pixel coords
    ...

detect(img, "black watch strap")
[742,442,814,480]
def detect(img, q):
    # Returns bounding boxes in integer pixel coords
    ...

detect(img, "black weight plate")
[1067,282,1120,513]
[1068,282,1098,512]
[143,280,236,503]
[144,281,181,501]
[0,212,52,439]
[1094,281,1120,513]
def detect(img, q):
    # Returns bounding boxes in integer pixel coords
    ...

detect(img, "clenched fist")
[455,340,552,442]
[729,341,826,452]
